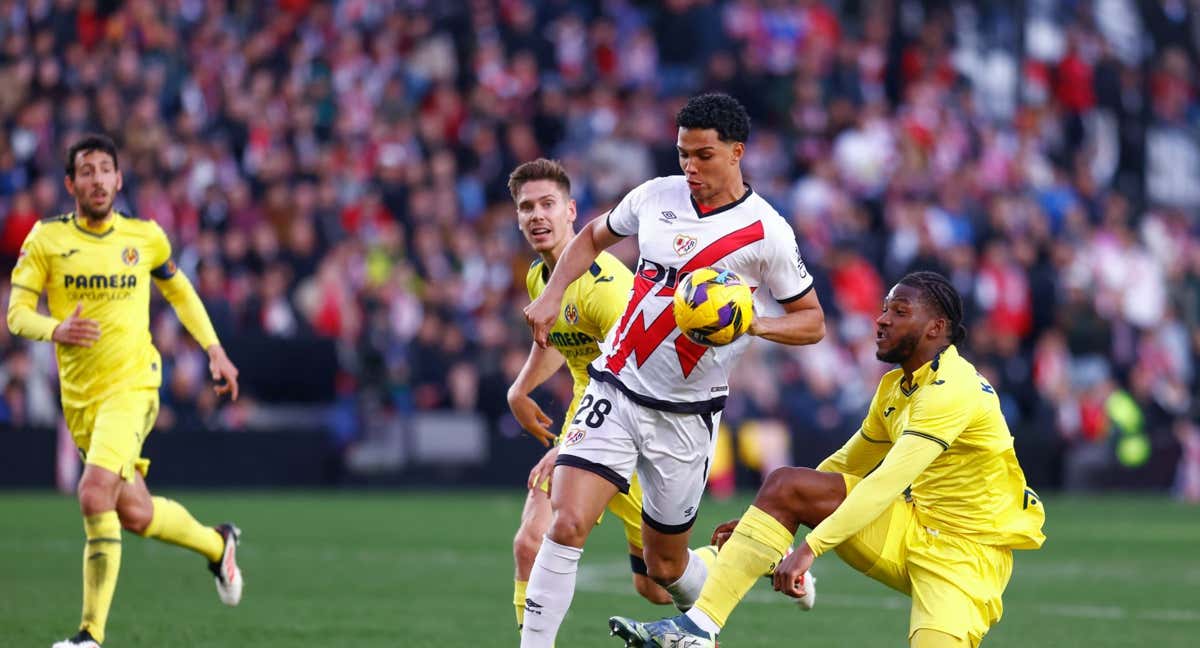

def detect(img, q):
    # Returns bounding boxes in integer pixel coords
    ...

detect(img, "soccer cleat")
[51,630,100,647]
[608,615,716,648]
[793,570,817,611]
[208,523,243,606]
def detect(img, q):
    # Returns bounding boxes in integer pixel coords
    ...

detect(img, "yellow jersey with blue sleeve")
[7,212,219,408]
[810,345,1046,554]
[525,250,633,431]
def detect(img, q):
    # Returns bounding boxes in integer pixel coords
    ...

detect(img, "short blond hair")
[508,158,571,202]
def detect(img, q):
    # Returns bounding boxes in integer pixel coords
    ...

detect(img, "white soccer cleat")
[52,630,100,647]
[209,523,243,606]
[794,570,817,611]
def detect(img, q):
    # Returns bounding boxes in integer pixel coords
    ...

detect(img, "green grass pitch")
[1,492,1197,647]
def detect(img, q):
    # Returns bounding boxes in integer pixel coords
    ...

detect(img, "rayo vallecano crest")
[673,234,697,256]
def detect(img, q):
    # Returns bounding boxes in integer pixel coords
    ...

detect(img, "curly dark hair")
[675,93,751,143]
[898,271,968,345]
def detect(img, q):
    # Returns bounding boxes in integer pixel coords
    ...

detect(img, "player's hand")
[711,518,740,548]
[523,293,562,349]
[206,345,239,401]
[773,542,814,599]
[528,446,560,493]
[509,392,556,446]
[52,303,101,347]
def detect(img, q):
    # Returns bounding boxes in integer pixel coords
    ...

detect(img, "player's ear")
[730,141,745,164]
[115,169,123,192]
[926,316,947,340]
[566,198,577,224]
[64,174,75,195]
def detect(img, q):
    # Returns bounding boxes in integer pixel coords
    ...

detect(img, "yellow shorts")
[833,474,1013,647]
[537,471,645,550]
[64,389,159,483]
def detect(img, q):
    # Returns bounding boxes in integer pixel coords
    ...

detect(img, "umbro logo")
[659,210,677,224]
[524,598,543,615]
[683,506,695,517]
[61,249,80,258]
[595,275,614,283]
[883,407,896,417]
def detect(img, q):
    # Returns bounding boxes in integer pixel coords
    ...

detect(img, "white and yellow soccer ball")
[673,267,754,347]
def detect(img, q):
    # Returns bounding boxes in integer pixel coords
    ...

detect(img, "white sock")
[686,607,723,635]
[665,548,709,612]
[520,537,583,648]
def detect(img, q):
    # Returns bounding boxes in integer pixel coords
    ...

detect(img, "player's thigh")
[907,530,1013,647]
[831,473,914,595]
[636,408,720,535]
[605,472,646,551]
[84,389,159,483]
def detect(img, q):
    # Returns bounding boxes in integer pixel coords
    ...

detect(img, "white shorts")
[556,377,721,533]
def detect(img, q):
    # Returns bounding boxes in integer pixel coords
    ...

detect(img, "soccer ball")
[673,267,754,347]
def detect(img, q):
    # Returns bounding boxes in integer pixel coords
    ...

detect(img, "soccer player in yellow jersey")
[610,271,1046,648]
[507,159,722,637]
[6,134,244,648]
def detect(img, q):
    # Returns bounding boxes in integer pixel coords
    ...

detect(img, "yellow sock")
[911,629,970,648]
[694,506,794,629]
[514,579,527,629]
[142,497,224,563]
[81,511,122,644]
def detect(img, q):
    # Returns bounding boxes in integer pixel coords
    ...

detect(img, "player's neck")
[76,209,114,231]
[900,343,949,383]
[540,240,568,272]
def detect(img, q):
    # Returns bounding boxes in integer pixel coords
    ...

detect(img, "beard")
[876,330,920,364]
[77,193,114,220]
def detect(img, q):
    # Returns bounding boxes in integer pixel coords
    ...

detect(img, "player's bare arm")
[508,341,567,446]
[748,289,825,345]
[524,216,623,347]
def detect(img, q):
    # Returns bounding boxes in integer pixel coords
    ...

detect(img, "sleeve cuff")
[605,213,630,238]
[776,283,814,304]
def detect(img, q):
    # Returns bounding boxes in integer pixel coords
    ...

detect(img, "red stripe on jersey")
[674,335,708,378]
[606,303,677,375]
[655,220,765,297]
[605,275,656,374]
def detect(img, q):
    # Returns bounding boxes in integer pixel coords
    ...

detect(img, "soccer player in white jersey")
[519,93,826,648]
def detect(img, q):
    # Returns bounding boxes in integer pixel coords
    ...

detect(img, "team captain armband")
[151,259,178,279]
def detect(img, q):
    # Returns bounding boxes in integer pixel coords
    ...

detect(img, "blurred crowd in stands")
[0,0,1197,497]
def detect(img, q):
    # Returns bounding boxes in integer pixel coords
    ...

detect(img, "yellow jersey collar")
[901,344,958,394]
[72,211,117,238]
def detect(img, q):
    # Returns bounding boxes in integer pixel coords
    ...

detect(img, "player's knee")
[118,499,154,535]
[513,524,543,571]
[756,466,807,510]
[632,573,673,605]
[546,509,591,547]
[76,470,119,516]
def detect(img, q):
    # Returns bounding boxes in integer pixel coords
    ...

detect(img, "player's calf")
[631,572,673,605]
[514,523,544,575]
